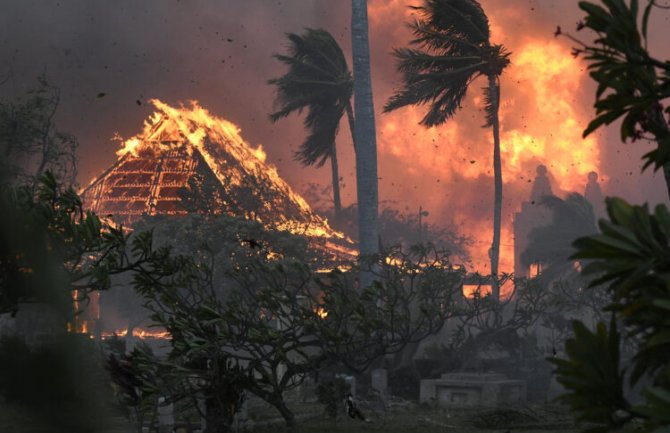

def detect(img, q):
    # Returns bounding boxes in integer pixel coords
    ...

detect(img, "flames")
[82,3,601,301]
[369,2,602,295]
[502,41,600,191]
[109,99,354,251]
[117,99,312,217]
[101,328,171,340]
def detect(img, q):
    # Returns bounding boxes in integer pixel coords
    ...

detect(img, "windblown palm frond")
[384,0,509,127]
[413,0,490,46]
[269,29,353,213]
[269,28,352,167]
[295,103,342,167]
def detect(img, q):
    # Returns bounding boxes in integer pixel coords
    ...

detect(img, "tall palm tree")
[352,0,380,286]
[384,0,510,300]
[269,28,355,216]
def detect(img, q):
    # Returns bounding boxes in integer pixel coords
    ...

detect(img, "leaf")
[583,110,625,137]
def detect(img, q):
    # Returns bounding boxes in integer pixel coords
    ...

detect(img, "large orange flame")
[369,2,602,296]
[111,99,356,253]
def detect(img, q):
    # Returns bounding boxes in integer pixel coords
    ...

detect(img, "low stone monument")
[371,368,388,395]
[336,374,357,396]
[420,373,526,408]
[157,396,174,433]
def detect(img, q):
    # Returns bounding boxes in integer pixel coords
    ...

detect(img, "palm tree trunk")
[330,143,342,216]
[488,75,502,301]
[345,101,356,152]
[352,0,380,288]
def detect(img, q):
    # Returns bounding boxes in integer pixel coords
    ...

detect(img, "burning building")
[78,99,357,339]
[81,99,355,260]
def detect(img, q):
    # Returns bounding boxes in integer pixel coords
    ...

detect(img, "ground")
[0,399,638,433]
[249,403,582,433]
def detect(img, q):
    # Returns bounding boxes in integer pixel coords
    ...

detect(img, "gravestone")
[336,374,356,396]
[157,396,174,433]
[371,368,388,395]
[420,372,526,408]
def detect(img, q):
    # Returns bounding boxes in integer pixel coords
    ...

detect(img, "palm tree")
[384,0,510,299]
[269,28,355,216]
[352,0,380,285]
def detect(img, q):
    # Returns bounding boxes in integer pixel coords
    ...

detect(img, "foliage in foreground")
[0,335,114,433]
[0,171,141,317]
[113,239,465,432]
[551,197,670,432]
[562,0,670,173]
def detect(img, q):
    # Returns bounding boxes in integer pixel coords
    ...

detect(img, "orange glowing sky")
[2,0,669,276]
[366,0,602,273]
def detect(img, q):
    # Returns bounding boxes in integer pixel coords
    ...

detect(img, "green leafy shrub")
[552,198,670,432]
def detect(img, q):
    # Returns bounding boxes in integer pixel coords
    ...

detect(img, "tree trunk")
[345,101,356,152]
[204,396,234,433]
[270,395,296,427]
[488,75,503,301]
[352,0,380,289]
[330,142,342,216]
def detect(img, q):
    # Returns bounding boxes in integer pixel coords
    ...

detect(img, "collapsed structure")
[81,99,355,262]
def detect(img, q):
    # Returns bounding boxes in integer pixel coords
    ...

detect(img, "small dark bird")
[136,99,142,106]
[97,92,106,98]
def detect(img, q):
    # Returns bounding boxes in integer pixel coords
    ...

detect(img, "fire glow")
[370,3,602,293]
[115,99,341,238]
[90,99,356,258]
[101,328,171,340]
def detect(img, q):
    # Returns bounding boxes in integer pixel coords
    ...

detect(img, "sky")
[2,0,669,273]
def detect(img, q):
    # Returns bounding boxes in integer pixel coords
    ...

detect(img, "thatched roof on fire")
[82,99,355,259]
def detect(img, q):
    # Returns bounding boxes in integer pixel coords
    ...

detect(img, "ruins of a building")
[513,165,605,278]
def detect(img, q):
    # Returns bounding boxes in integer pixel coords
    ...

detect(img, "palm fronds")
[384,0,509,126]
[269,28,353,167]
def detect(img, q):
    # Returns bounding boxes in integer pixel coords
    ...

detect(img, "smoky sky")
[2,0,670,271]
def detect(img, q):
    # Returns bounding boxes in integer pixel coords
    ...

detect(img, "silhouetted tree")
[385,0,510,299]
[269,29,355,216]
[0,75,77,185]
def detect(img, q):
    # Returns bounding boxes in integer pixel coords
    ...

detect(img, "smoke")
[1,0,668,273]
